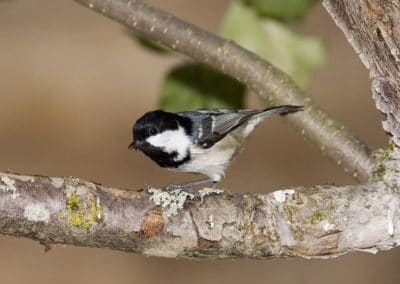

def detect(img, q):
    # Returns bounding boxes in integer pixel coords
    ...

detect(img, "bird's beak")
[128,141,137,150]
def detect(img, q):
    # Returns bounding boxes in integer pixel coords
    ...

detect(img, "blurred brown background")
[0,0,397,283]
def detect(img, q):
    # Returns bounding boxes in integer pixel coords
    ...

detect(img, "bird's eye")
[148,127,157,136]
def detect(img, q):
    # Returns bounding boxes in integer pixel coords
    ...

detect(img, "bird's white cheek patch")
[146,126,190,161]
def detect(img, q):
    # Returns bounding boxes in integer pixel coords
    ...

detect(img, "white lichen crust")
[148,188,195,217]
[273,189,295,203]
[148,187,225,216]
[198,187,224,203]
[0,176,19,199]
[24,204,50,223]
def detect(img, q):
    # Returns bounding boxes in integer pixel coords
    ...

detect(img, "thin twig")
[73,0,376,182]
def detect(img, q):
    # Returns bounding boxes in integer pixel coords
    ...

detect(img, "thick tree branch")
[1,172,399,258]
[73,0,375,182]
[323,0,400,146]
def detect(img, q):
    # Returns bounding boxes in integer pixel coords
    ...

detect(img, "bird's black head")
[129,110,180,149]
[128,110,192,168]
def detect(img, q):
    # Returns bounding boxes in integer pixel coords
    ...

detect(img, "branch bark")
[323,0,400,146]
[73,0,375,182]
[1,172,399,259]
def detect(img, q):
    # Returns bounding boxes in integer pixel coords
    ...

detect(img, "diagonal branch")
[73,0,375,182]
[1,172,399,258]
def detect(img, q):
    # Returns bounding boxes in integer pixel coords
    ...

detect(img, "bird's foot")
[162,178,222,200]
[162,178,213,191]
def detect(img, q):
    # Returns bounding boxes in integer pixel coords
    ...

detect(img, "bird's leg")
[163,178,213,191]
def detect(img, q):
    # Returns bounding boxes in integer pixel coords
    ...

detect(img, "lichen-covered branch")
[323,0,400,146]
[1,171,399,259]
[73,0,375,182]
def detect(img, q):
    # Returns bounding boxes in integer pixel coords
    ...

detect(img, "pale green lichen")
[148,187,224,216]
[148,188,195,217]
[0,176,20,199]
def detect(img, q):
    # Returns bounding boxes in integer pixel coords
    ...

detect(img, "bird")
[129,105,303,190]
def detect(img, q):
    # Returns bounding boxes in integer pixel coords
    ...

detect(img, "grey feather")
[178,105,302,148]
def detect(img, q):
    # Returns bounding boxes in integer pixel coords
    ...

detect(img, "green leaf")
[244,0,319,20]
[159,64,245,112]
[125,29,171,54]
[219,1,326,88]
[135,35,171,54]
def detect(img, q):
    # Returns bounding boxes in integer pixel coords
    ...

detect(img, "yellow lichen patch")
[68,209,91,228]
[67,192,80,210]
[59,190,102,229]
[372,142,394,180]
[89,200,103,222]
[309,209,331,224]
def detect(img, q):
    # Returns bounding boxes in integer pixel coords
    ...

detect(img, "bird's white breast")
[178,144,235,182]
[146,126,190,162]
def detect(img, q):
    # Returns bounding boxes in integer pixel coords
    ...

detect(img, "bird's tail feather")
[257,105,303,119]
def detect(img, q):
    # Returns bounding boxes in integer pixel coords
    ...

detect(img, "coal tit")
[129,105,302,189]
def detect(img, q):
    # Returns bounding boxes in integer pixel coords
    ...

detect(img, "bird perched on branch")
[129,105,302,190]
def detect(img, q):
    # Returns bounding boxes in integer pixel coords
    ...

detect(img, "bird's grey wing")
[211,110,261,134]
[179,106,302,148]
[179,109,260,148]
[200,105,302,136]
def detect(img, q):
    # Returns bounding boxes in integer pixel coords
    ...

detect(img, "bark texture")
[324,0,400,146]
[73,0,374,182]
[1,171,399,259]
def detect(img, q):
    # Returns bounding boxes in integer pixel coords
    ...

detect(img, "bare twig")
[323,0,400,146]
[73,0,375,182]
[1,172,399,259]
